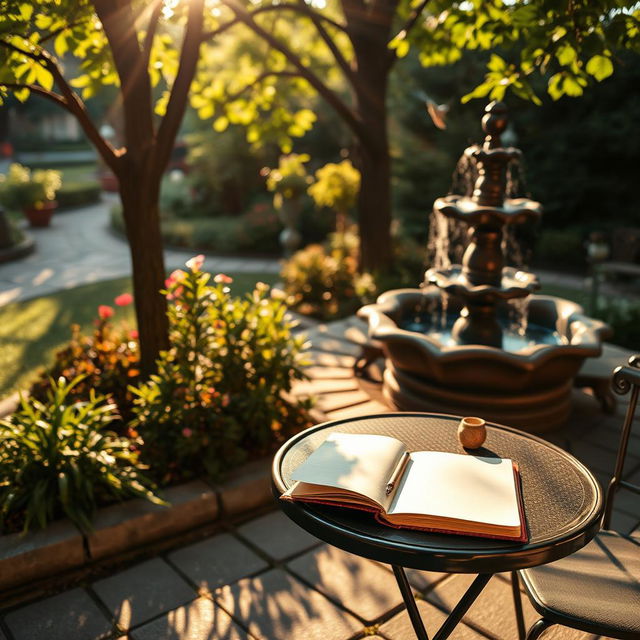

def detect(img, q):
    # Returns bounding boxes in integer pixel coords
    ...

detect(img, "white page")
[387,451,520,527]
[291,433,406,504]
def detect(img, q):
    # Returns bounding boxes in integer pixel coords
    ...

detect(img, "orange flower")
[114,293,133,306]
[98,305,114,319]
[214,273,233,284]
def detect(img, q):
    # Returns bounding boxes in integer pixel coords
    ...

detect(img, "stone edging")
[0,457,274,594]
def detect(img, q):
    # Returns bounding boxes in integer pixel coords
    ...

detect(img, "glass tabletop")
[272,412,603,573]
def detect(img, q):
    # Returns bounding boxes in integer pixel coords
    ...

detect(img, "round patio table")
[272,412,603,640]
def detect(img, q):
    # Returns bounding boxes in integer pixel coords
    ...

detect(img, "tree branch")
[142,0,164,64]
[155,0,205,180]
[93,0,154,150]
[0,39,120,171]
[0,83,67,109]
[294,0,356,87]
[201,3,347,41]
[226,70,302,102]
[389,0,430,47]
[219,0,365,141]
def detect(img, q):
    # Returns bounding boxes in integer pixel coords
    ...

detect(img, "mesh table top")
[272,413,603,573]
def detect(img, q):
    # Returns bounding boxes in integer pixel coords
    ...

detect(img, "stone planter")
[23,200,57,228]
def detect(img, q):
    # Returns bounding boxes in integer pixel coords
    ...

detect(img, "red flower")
[98,305,114,320]
[129,329,139,339]
[114,293,134,306]
[214,273,233,284]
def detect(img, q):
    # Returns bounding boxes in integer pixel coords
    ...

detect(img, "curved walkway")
[0,196,280,306]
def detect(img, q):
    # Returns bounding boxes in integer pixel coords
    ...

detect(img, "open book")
[281,432,527,542]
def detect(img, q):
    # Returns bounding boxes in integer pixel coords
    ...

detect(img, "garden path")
[0,195,280,307]
[1,316,637,640]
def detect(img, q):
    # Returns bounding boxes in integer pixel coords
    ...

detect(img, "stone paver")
[287,544,403,623]
[92,557,196,630]
[5,588,113,640]
[214,568,362,640]
[131,597,251,640]
[426,574,539,639]
[236,511,319,561]
[169,533,269,592]
[379,599,485,640]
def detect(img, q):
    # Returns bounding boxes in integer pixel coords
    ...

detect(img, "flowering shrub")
[29,294,140,432]
[281,229,377,320]
[0,376,163,534]
[131,256,312,484]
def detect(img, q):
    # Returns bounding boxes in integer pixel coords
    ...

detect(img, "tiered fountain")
[360,101,609,432]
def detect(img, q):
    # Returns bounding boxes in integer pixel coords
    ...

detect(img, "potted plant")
[265,154,312,257]
[0,163,62,227]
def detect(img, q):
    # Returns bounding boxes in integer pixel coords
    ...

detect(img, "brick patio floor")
[1,317,638,640]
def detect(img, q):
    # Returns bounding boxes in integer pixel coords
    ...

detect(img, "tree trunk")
[348,4,395,272]
[119,174,169,378]
[356,124,393,272]
[352,65,393,272]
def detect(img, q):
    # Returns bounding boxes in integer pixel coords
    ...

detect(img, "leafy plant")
[281,229,377,320]
[29,297,140,433]
[308,160,360,232]
[0,376,163,534]
[131,256,312,484]
[265,154,312,208]
[0,163,62,211]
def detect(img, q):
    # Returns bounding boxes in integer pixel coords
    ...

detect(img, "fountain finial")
[481,101,508,149]
[468,102,519,207]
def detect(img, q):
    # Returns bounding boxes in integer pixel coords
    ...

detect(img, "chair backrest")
[603,354,640,529]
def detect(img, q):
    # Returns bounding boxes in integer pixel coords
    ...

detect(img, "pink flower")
[98,305,114,320]
[214,273,233,284]
[186,254,205,272]
[114,293,133,306]
[165,269,186,288]
[182,427,193,438]
[221,394,230,407]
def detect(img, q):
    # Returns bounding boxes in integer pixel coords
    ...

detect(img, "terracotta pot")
[23,200,57,228]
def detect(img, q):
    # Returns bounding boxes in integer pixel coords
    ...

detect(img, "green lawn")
[0,271,278,399]
[60,164,99,183]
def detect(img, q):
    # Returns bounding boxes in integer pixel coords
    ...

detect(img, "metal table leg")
[392,566,493,640]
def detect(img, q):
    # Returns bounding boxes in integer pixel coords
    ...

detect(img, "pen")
[386,451,411,495]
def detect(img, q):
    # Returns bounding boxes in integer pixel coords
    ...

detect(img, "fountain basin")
[435,195,542,227]
[359,289,611,432]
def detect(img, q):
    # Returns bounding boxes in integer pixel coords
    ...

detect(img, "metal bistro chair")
[513,355,640,640]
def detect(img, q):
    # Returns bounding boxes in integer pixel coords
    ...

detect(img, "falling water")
[509,297,530,337]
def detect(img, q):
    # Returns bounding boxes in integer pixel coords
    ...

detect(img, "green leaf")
[487,54,507,72]
[19,4,33,20]
[213,116,229,132]
[556,44,577,66]
[562,74,584,97]
[461,81,493,104]
[586,55,614,81]
[14,87,30,102]
[54,32,69,58]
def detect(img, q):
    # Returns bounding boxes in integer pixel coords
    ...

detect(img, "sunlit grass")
[0,271,278,399]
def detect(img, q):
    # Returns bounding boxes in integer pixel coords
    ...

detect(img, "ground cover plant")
[0,376,163,534]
